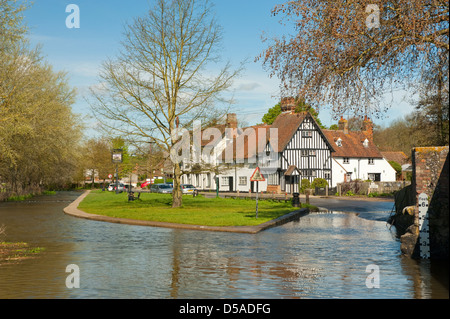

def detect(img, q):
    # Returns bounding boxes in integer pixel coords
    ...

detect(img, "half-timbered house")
[261,98,335,193]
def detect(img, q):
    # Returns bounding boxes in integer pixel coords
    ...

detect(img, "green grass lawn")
[78,190,316,227]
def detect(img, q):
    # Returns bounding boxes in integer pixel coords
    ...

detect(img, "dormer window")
[336,138,342,147]
[363,138,369,148]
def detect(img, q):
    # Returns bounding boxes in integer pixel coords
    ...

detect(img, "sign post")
[112,149,123,194]
[250,167,265,219]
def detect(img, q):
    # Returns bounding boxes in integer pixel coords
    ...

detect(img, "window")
[343,157,349,164]
[368,173,381,181]
[221,177,229,186]
[302,150,316,156]
[239,176,247,186]
[336,138,342,147]
[324,172,331,179]
[368,158,374,165]
[206,173,211,188]
[302,131,312,138]
[268,173,278,185]
[301,169,316,177]
[363,138,369,148]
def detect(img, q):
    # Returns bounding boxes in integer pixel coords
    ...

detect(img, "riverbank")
[0,242,45,265]
[64,190,313,233]
[0,190,57,202]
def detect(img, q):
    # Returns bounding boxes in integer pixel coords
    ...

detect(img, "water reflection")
[0,192,448,299]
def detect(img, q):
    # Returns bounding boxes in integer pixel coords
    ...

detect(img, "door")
[228,176,233,192]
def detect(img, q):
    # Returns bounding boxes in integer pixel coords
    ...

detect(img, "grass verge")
[0,242,45,265]
[78,190,317,227]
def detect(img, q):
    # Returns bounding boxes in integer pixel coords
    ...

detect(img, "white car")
[181,184,197,194]
[107,183,125,192]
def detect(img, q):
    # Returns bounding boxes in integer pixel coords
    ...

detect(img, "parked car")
[149,184,173,194]
[181,184,197,194]
[107,182,125,192]
[140,181,151,188]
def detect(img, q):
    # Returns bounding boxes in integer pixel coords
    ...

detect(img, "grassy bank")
[0,242,45,265]
[1,190,57,202]
[78,190,316,227]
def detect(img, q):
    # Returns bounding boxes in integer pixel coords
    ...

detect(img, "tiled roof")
[270,112,308,152]
[220,111,336,160]
[322,129,382,158]
[221,123,270,161]
[380,151,409,164]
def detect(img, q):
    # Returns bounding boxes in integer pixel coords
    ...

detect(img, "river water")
[0,191,448,299]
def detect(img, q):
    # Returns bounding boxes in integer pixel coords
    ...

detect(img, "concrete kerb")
[63,190,309,234]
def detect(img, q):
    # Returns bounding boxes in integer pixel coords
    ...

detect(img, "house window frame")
[221,176,229,186]
[343,157,350,164]
[368,158,374,165]
[302,131,312,138]
[239,176,247,186]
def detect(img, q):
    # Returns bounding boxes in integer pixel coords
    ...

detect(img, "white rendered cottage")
[322,116,396,187]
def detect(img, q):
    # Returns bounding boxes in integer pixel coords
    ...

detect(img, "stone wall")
[399,146,449,259]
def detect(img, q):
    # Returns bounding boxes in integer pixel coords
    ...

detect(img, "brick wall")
[411,146,449,259]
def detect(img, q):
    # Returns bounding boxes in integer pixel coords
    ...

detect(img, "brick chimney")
[280,97,296,113]
[338,116,348,134]
[226,113,237,129]
[362,115,373,140]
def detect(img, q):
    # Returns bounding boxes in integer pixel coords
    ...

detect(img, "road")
[200,191,394,213]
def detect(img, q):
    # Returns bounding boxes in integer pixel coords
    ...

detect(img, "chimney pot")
[338,116,348,134]
[226,113,238,129]
[280,97,296,113]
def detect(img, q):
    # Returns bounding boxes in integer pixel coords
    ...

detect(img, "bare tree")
[89,0,241,207]
[258,0,449,119]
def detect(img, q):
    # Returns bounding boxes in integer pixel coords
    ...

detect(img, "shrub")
[388,160,402,174]
[299,179,310,194]
[311,178,328,188]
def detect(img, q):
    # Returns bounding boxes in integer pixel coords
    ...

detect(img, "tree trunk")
[172,162,182,208]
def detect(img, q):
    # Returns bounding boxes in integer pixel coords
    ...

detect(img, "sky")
[23,0,416,136]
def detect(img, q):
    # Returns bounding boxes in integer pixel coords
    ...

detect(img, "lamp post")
[112,148,123,194]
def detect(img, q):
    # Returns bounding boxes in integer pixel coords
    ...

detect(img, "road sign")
[250,167,265,182]
[108,174,113,179]
[418,193,430,259]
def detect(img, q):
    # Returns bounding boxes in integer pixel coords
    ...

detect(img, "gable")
[270,112,335,153]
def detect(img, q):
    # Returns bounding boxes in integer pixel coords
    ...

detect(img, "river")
[0,191,448,299]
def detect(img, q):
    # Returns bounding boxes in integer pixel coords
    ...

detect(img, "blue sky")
[24,0,415,135]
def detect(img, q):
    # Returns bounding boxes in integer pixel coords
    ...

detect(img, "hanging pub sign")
[112,149,123,164]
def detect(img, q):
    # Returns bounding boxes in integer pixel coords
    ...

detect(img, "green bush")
[311,178,328,188]
[388,160,402,176]
[299,179,310,194]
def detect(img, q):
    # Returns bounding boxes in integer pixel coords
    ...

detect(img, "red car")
[140,181,151,188]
